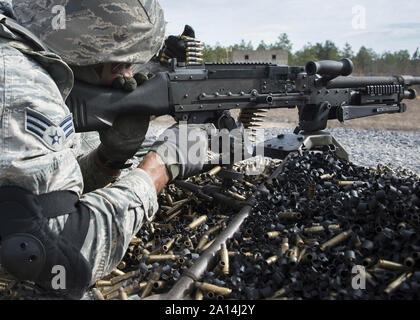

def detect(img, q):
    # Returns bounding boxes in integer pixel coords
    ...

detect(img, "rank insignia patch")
[25,108,75,151]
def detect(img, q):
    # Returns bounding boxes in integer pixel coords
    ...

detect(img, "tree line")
[203,33,420,75]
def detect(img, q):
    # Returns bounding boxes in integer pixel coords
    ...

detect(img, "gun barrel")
[327,75,420,89]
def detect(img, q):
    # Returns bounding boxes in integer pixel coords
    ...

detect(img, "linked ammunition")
[195,282,232,296]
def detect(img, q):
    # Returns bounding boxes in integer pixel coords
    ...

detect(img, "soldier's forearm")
[138,151,169,193]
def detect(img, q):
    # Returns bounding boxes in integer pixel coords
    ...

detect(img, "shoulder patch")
[25,108,75,151]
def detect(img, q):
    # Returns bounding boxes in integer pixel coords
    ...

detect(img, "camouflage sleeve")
[78,168,159,284]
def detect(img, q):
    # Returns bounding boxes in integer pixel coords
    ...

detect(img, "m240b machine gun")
[66,58,420,161]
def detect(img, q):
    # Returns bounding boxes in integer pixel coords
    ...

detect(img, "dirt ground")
[151,99,420,131]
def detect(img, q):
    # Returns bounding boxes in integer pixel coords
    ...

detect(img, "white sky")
[158,0,420,55]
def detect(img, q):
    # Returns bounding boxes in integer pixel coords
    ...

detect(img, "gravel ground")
[262,127,420,174]
[79,125,420,174]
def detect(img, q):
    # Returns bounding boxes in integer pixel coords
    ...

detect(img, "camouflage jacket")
[0,3,159,290]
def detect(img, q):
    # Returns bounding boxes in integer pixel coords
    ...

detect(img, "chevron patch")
[25,108,75,151]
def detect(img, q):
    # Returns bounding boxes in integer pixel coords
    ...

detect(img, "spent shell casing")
[197,234,209,250]
[378,259,409,271]
[110,270,139,285]
[165,199,189,216]
[320,173,335,180]
[130,237,142,246]
[117,261,126,270]
[201,239,215,251]
[96,280,112,287]
[195,289,204,300]
[162,238,175,252]
[111,269,125,277]
[141,268,162,299]
[166,209,182,222]
[297,247,307,263]
[226,190,247,201]
[281,237,289,255]
[404,257,416,268]
[266,231,282,239]
[195,282,232,296]
[102,281,125,296]
[165,193,173,206]
[206,224,222,235]
[338,181,357,186]
[188,215,208,230]
[220,243,229,275]
[278,211,302,219]
[320,230,353,251]
[304,226,325,234]
[92,288,105,300]
[147,254,179,263]
[266,255,279,265]
[385,272,412,294]
[119,287,128,300]
[207,166,222,176]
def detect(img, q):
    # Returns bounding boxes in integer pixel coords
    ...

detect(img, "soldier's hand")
[159,25,203,66]
[97,115,150,171]
[111,71,149,92]
[149,124,208,181]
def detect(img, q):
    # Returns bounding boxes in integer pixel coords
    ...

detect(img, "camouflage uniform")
[0,1,165,295]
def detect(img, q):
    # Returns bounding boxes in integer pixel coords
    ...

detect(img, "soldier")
[0,0,207,299]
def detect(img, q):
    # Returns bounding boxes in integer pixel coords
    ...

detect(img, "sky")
[158,0,420,55]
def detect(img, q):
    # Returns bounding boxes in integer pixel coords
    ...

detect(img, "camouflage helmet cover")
[12,0,166,66]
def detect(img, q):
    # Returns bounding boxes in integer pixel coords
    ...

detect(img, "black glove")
[111,72,149,92]
[159,25,203,66]
[149,124,208,181]
[98,114,150,170]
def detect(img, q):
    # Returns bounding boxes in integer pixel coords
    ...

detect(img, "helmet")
[13,0,166,66]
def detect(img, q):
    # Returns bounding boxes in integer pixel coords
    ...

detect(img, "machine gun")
[66,58,420,161]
